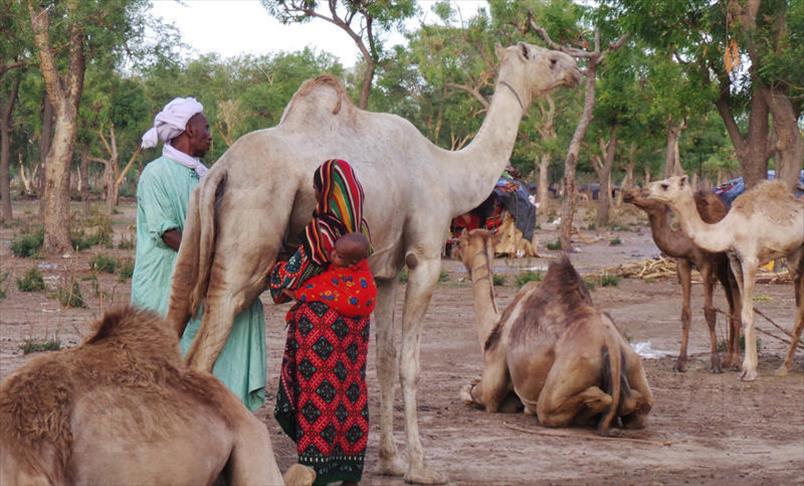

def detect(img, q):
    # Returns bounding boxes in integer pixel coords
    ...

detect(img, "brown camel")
[0,306,313,486]
[166,42,580,483]
[623,188,742,372]
[648,175,804,380]
[454,229,653,435]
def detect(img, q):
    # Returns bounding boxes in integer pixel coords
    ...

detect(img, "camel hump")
[543,255,593,308]
[279,74,355,125]
[732,180,803,224]
[85,305,176,351]
[693,190,728,223]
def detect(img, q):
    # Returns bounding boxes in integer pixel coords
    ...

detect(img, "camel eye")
[660,183,669,190]
[550,58,557,68]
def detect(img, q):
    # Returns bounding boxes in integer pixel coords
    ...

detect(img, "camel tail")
[190,169,228,317]
[598,334,623,436]
[166,182,203,336]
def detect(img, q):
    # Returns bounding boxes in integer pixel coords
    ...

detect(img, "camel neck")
[673,192,730,253]
[646,206,693,258]
[445,76,528,217]
[467,243,501,354]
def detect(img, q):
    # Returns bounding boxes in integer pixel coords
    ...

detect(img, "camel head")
[454,229,495,275]
[648,175,692,205]
[623,187,666,212]
[495,42,581,105]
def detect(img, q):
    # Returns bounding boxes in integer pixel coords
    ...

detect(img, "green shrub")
[600,274,620,287]
[438,270,449,283]
[492,274,506,286]
[20,338,61,354]
[0,271,7,299]
[398,269,408,283]
[117,235,135,250]
[515,270,543,287]
[546,240,561,251]
[89,254,118,273]
[17,267,45,292]
[609,237,622,246]
[56,279,85,308]
[11,226,44,257]
[583,278,597,291]
[117,258,134,282]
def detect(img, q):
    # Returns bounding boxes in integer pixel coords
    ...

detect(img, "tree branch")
[28,1,65,104]
[445,82,490,110]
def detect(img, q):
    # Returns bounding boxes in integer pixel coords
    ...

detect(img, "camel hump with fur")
[731,180,804,225]
[694,190,728,223]
[279,74,356,127]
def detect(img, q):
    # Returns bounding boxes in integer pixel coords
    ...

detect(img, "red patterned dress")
[272,259,376,484]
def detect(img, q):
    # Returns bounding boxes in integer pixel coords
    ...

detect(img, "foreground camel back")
[455,230,653,435]
[648,176,804,381]
[0,307,311,486]
[623,188,742,372]
[166,42,581,484]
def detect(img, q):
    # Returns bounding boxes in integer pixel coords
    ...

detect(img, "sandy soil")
[1,200,802,485]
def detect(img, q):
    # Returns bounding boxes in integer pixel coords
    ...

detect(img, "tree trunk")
[80,147,90,216]
[595,127,618,227]
[38,94,54,216]
[537,154,550,224]
[42,103,77,253]
[765,88,803,192]
[716,84,770,190]
[358,59,376,110]
[0,75,21,222]
[559,60,598,250]
[663,118,686,178]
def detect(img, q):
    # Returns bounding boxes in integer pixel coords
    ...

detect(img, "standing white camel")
[167,43,580,483]
[648,175,804,381]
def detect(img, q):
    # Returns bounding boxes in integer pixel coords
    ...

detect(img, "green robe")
[131,156,266,411]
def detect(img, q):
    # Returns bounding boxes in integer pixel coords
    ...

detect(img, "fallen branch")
[502,422,671,447]
[714,308,804,350]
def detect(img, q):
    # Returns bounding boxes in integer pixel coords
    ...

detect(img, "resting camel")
[165,42,580,483]
[0,306,313,486]
[648,175,804,381]
[454,229,653,435]
[623,188,742,372]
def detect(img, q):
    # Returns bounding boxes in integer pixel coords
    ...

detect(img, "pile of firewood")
[606,256,792,284]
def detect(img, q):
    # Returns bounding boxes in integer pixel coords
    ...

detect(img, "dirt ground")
[1,200,802,485]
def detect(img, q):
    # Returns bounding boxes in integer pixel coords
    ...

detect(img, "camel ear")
[518,42,530,60]
[495,43,506,60]
[679,175,688,188]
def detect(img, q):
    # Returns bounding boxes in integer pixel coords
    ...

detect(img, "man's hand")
[162,229,182,251]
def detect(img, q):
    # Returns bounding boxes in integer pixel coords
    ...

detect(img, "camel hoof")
[374,455,407,477]
[283,464,316,486]
[672,360,687,373]
[774,365,789,377]
[710,354,722,374]
[739,368,758,381]
[459,384,475,405]
[404,464,447,485]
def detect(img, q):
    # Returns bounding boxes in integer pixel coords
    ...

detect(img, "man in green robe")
[132,97,266,411]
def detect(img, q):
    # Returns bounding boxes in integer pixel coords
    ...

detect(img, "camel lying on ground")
[648,175,804,380]
[166,42,580,483]
[454,230,653,434]
[0,306,313,486]
[624,188,742,372]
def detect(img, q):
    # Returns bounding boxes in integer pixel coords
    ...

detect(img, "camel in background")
[166,42,581,483]
[454,230,653,435]
[0,307,313,486]
[624,188,742,372]
[648,175,804,380]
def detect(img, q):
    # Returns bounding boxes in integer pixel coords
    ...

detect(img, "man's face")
[187,113,212,157]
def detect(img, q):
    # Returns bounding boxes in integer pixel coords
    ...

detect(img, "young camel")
[454,229,653,435]
[648,175,804,381]
[623,188,742,372]
[0,307,313,486]
[167,42,581,484]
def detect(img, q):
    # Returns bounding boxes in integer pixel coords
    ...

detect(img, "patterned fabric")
[295,260,377,318]
[304,159,371,266]
[269,245,324,304]
[275,302,370,485]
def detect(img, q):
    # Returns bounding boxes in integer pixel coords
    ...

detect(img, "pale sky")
[150,0,488,67]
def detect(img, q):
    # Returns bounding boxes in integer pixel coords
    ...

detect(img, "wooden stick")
[714,308,804,350]
[502,423,671,447]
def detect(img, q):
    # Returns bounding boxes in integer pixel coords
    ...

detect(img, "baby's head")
[331,232,370,267]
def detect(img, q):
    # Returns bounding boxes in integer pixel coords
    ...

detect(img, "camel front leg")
[739,259,759,381]
[399,255,447,484]
[459,341,512,413]
[620,350,654,430]
[777,249,803,376]
[674,259,692,372]
[718,258,742,370]
[372,278,407,477]
[700,262,722,373]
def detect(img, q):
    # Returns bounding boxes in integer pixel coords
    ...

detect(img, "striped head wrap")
[303,159,371,266]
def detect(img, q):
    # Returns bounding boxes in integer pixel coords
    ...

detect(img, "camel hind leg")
[777,247,804,376]
[700,262,722,373]
[619,347,654,430]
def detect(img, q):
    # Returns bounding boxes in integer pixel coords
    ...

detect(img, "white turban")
[141,97,204,149]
